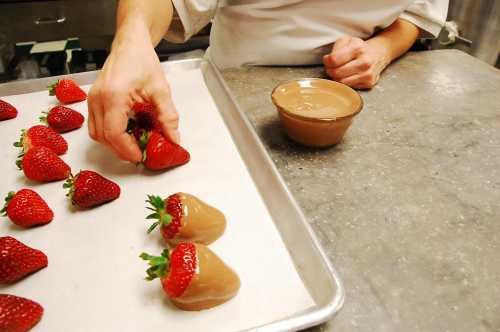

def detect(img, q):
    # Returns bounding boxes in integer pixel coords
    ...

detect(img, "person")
[88,0,448,162]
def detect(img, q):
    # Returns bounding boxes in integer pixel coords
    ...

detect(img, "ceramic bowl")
[271,78,363,147]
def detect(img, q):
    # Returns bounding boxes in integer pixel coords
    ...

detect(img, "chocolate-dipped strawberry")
[146,193,226,245]
[140,243,240,311]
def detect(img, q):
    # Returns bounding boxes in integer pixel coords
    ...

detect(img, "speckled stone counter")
[221,50,500,332]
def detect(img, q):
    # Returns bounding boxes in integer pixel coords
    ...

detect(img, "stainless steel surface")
[0,58,345,332]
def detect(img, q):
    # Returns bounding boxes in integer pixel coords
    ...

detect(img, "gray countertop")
[221,50,500,332]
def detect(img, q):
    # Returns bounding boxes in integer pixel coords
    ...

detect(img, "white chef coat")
[165,0,449,68]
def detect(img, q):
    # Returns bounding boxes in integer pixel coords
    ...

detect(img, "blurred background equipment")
[431,0,500,67]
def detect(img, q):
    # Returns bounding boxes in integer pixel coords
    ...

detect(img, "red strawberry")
[146,193,225,245]
[140,243,240,310]
[0,294,43,332]
[0,99,18,121]
[48,79,87,104]
[64,170,120,208]
[132,102,162,132]
[18,146,71,182]
[2,189,53,228]
[0,236,48,284]
[142,132,190,170]
[41,105,84,133]
[14,125,68,155]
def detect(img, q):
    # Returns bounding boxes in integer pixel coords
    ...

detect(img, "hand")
[88,24,179,163]
[323,36,391,89]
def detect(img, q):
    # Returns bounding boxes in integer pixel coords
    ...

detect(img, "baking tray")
[0,59,344,331]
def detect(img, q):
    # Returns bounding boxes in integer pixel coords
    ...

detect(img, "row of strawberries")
[0,79,184,331]
[0,80,117,332]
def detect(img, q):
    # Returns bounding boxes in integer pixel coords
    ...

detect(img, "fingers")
[149,81,180,144]
[102,99,143,162]
[326,57,372,81]
[339,72,379,90]
[323,36,352,67]
[87,98,96,139]
[332,36,352,52]
[324,37,365,68]
[323,36,385,89]
[87,87,105,143]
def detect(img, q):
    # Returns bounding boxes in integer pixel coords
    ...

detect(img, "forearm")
[114,0,174,47]
[366,18,420,63]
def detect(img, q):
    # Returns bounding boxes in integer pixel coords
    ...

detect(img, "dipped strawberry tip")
[145,194,172,234]
[140,249,170,281]
[0,191,15,215]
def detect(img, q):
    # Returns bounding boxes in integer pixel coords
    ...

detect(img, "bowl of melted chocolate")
[271,78,363,147]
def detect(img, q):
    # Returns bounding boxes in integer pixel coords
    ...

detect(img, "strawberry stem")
[63,173,76,199]
[13,129,26,150]
[139,249,170,280]
[145,195,172,234]
[48,81,59,96]
[139,131,150,151]
[15,156,23,170]
[0,191,15,215]
[39,111,48,124]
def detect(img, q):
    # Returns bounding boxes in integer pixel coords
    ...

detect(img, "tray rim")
[0,58,345,332]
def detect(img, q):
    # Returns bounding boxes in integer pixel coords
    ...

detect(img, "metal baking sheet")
[0,59,344,331]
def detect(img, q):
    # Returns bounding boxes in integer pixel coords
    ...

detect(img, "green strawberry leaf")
[140,250,170,280]
[48,81,59,96]
[1,191,15,215]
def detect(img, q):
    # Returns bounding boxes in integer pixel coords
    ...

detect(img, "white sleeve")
[399,0,449,39]
[165,0,218,43]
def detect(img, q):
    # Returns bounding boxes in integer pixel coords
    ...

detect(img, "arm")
[116,0,173,46]
[88,0,178,162]
[323,19,419,89]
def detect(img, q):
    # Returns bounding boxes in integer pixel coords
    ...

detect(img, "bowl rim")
[271,78,364,123]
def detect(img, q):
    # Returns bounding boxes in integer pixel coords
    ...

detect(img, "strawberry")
[48,79,87,104]
[146,193,225,245]
[0,99,18,121]
[142,132,190,171]
[18,146,71,182]
[14,125,68,155]
[140,243,240,311]
[0,294,43,332]
[0,236,48,284]
[132,102,162,132]
[40,105,84,133]
[2,189,53,228]
[64,170,120,208]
